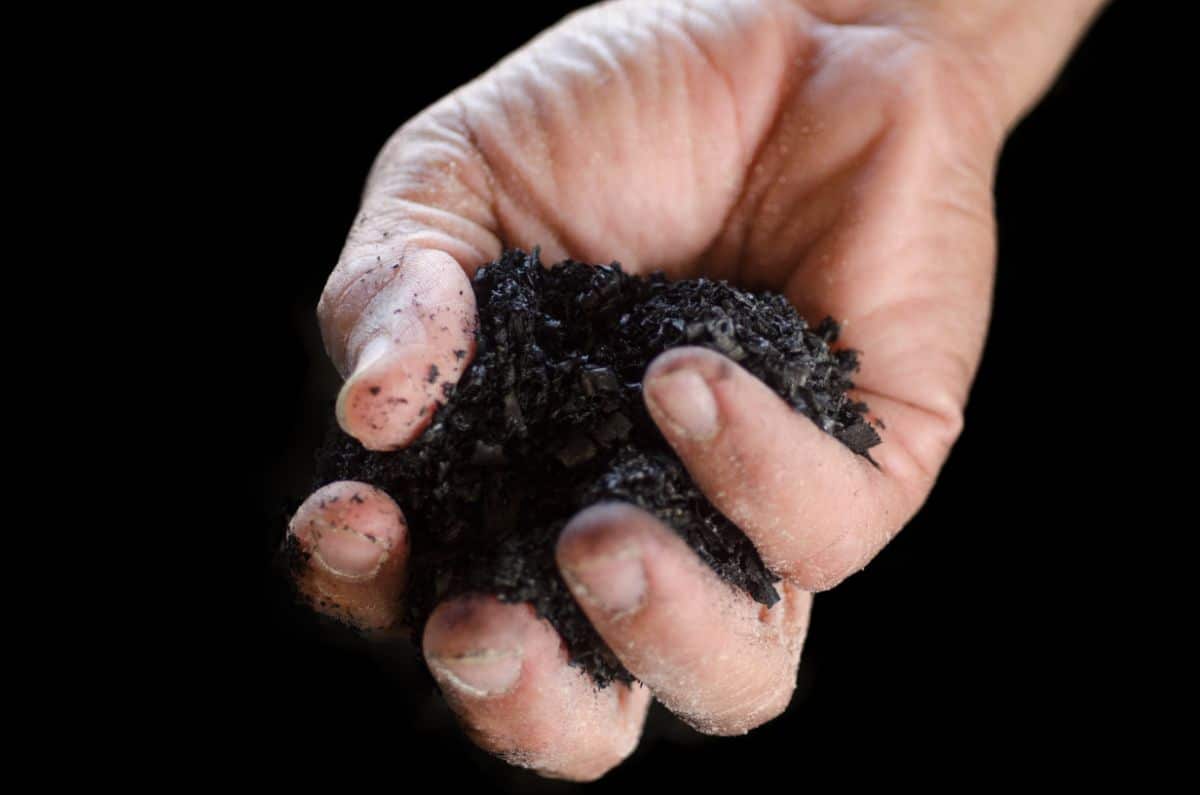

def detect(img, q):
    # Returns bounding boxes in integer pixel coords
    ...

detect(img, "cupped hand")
[286,0,1095,780]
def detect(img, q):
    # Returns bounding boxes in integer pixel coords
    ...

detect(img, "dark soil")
[313,248,879,686]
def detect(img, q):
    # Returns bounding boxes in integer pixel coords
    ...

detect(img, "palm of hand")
[297,0,1001,781]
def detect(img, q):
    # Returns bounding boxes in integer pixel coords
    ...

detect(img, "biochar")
[314,248,880,686]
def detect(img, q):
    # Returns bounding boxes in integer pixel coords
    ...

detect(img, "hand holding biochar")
[313,248,880,686]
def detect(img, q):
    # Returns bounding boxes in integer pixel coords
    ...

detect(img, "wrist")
[904,0,1109,131]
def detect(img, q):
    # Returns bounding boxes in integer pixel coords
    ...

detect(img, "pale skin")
[287,0,1106,780]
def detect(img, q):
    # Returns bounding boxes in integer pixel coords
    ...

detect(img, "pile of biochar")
[315,248,880,686]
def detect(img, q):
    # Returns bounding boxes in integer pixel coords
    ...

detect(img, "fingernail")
[645,369,719,441]
[309,522,387,579]
[561,546,646,618]
[334,338,394,429]
[429,648,522,697]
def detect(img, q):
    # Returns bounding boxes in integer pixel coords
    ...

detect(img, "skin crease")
[289,0,1106,781]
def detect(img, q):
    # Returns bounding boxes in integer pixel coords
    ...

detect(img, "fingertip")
[558,504,693,622]
[286,481,409,630]
[643,347,740,443]
[557,502,651,567]
[423,595,528,660]
[644,345,735,386]
[290,481,408,578]
[332,250,478,451]
[423,595,555,699]
[336,343,440,450]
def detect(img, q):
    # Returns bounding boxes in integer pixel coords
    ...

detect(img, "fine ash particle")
[314,248,880,686]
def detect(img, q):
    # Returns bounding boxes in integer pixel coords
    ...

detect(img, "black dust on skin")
[314,248,880,686]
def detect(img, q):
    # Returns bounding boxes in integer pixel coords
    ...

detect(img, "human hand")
[286,0,1104,780]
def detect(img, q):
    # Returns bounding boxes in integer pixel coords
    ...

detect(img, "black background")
[242,3,1139,786]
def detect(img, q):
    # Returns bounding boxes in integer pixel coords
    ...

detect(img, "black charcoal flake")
[315,249,879,687]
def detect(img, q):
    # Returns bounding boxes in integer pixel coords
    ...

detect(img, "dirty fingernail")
[646,369,719,441]
[429,648,523,697]
[562,546,646,618]
[307,522,388,579]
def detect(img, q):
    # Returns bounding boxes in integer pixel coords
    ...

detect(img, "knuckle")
[935,406,966,456]
[756,676,798,725]
[677,659,799,736]
[560,745,630,783]
[482,723,615,782]
[794,533,869,591]
[801,565,852,593]
[690,681,796,736]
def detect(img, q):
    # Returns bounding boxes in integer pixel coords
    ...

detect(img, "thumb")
[317,103,499,450]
